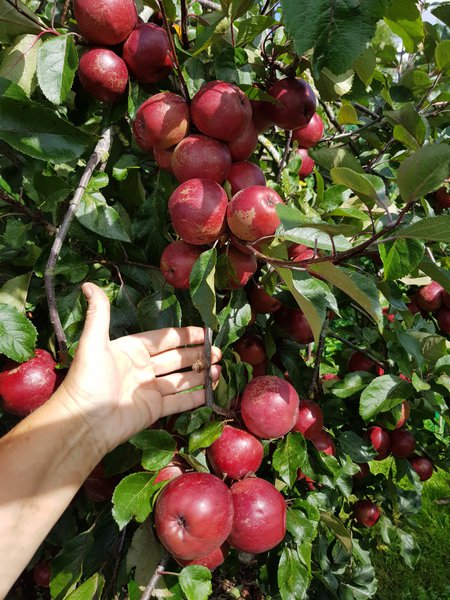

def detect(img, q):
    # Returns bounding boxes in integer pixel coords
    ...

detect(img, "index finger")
[128,326,206,355]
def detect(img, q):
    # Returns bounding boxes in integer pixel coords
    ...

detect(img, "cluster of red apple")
[74,0,173,104]
[407,281,450,335]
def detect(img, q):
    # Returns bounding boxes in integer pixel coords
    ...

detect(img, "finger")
[128,327,205,355]
[156,365,221,395]
[151,346,222,376]
[159,389,206,418]
[78,283,110,349]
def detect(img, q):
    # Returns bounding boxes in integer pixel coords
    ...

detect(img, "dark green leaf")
[287,499,320,543]
[64,574,105,600]
[338,431,377,463]
[359,375,410,421]
[319,511,352,552]
[190,248,218,330]
[385,104,427,148]
[432,3,450,26]
[419,257,450,293]
[331,167,386,206]
[0,34,41,95]
[50,529,94,600]
[331,372,374,398]
[395,216,450,243]
[129,430,176,471]
[0,97,94,162]
[0,303,37,361]
[379,238,424,280]
[0,76,27,100]
[236,15,275,46]
[179,565,212,600]
[384,0,424,53]
[397,144,450,202]
[0,272,31,312]
[214,46,252,84]
[175,407,213,436]
[436,40,450,72]
[37,34,78,104]
[215,288,252,350]
[0,0,44,43]
[397,529,420,569]
[112,472,157,530]
[273,432,308,488]
[182,57,207,96]
[278,547,309,600]
[188,421,224,453]
[137,289,182,331]
[310,147,364,173]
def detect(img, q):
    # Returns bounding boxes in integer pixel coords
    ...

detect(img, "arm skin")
[0,283,221,599]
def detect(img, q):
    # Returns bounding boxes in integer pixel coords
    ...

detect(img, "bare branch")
[60,0,70,26]
[258,134,281,163]
[140,551,170,600]
[196,0,221,10]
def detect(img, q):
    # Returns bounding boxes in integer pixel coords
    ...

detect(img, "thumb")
[79,283,111,349]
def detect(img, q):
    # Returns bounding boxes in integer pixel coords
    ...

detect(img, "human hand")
[58,283,222,456]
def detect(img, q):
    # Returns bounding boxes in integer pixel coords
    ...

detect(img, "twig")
[158,0,190,102]
[196,0,221,10]
[320,99,343,133]
[60,0,70,26]
[44,126,114,366]
[328,331,386,370]
[258,134,281,163]
[416,71,443,112]
[308,318,329,397]
[261,0,271,13]
[0,190,56,234]
[180,0,189,49]
[364,138,394,172]
[322,116,383,143]
[277,130,292,182]
[352,102,380,120]
[104,526,128,599]
[204,327,233,417]
[141,551,170,600]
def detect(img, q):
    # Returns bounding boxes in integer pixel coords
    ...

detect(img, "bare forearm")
[0,388,102,598]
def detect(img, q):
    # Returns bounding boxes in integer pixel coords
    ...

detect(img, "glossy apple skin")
[268,78,316,130]
[389,429,416,458]
[177,543,229,570]
[443,291,450,309]
[312,431,336,456]
[288,243,315,262]
[292,113,324,148]
[251,99,274,133]
[347,351,376,373]
[133,93,189,150]
[73,0,137,45]
[416,281,444,312]
[160,241,205,289]
[207,425,264,479]
[154,462,185,484]
[249,284,281,314]
[409,456,433,481]
[234,333,266,366]
[296,148,315,178]
[168,179,228,245]
[33,561,51,587]
[377,400,410,431]
[437,307,450,335]
[293,399,324,440]
[78,49,128,104]
[227,120,258,161]
[366,426,390,460]
[227,185,284,242]
[227,161,266,195]
[172,135,232,184]
[354,500,380,527]
[154,146,174,172]
[274,307,314,344]
[219,246,257,290]
[353,462,370,480]
[123,23,173,83]
[191,81,252,142]
[0,350,58,416]
[241,375,299,439]
[228,477,286,553]
[154,472,234,560]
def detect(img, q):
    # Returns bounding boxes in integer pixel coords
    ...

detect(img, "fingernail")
[82,283,93,300]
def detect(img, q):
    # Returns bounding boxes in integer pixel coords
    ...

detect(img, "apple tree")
[0,0,449,598]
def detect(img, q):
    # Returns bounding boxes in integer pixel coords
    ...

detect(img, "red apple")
[442,291,450,309]
[241,375,299,439]
[154,472,234,560]
[321,373,340,382]
[227,477,286,553]
[123,23,173,84]
[133,93,189,150]
[227,120,258,161]
[312,431,336,456]
[347,352,377,373]
[288,243,315,262]
[366,426,390,460]
[268,78,316,130]
[172,134,232,184]
[296,148,315,178]
[249,284,281,313]
[389,429,416,458]
[252,360,267,378]
[377,400,410,431]
[406,296,421,315]
[207,425,264,480]
[168,179,228,245]
[33,561,51,587]
[274,306,314,344]
[218,246,257,289]
[293,399,324,440]
[227,185,284,242]
[177,543,229,570]
[251,99,274,133]
[0,350,58,416]
[234,333,266,366]
[154,147,174,173]
[154,461,185,484]
[354,499,380,527]
[435,186,450,210]
[78,49,128,104]
[353,462,370,480]
[292,113,324,148]
[160,241,205,289]
[409,456,433,481]
[83,463,118,502]
[227,161,266,195]
[297,469,317,491]
[73,0,137,45]
[437,307,450,334]
[191,81,252,142]
[416,281,444,312]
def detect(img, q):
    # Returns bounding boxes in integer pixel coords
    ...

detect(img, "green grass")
[371,465,450,600]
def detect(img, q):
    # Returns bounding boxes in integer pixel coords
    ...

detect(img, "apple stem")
[44,126,114,367]
[141,551,170,600]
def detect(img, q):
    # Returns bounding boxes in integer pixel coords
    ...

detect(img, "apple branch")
[44,126,114,366]
[308,317,329,398]
[258,134,281,163]
[196,0,221,10]
[180,0,190,49]
[141,550,170,600]
[0,189,56,235]
[60,0,71,26]
[158,0,190,102]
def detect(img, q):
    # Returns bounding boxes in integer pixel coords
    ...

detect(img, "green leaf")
[76,174,130,242]
[314,67,355,100]
[188,420,224,453]
[395,216,450,243]
[0,0,44,44]
[0,33,41,96]
[354,46,376,85]
[331,167,386,206]
[179,565,212,600]
[308,263,382,326]
[359,375,409,421]
[286,500,320,543]
[129,430,176,471]
[0,97,94,162]
[50,529,94,600]
[182,57,207,96]
[337,103,358,125]
[37,34,78,105]
[112,473,157,530]
[379,238,424,280]
[236,15,275,46]
[215,288,252,350]
[190,248,218,330]
[436,40,450,72]
[338,431,377,463]
[273,432,308,488]
[280,0,386,74]
[319,511,352,552]
[0,272,31,312]
[0,303,37,361]
[397,144,450,202]
[419,257,450,293]
[214,46,252,85]
[310,147,364,173]
[385,103,427,149]
[278,547,309,600]
[432,3,450,27]
[397,529,420,569]
[0,76,27,100]
[64,574,105,600]
[137,289,182,330]
[385,0,424,52]
[331,372,374,398]
[175,406,213,436]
